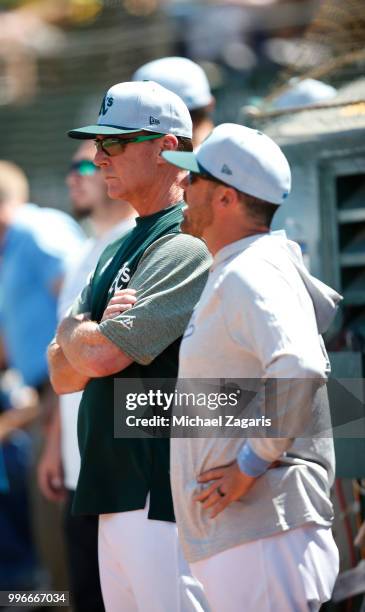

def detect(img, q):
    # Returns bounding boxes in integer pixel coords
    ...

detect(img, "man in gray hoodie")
[163,123,341,612]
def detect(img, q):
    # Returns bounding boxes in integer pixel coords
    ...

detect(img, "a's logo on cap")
[149,116,161,125]
[99,95,114,117]
[221,164,233,176]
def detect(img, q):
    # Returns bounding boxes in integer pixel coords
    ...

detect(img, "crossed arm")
[48,292,135,395]
[49,233,210,396]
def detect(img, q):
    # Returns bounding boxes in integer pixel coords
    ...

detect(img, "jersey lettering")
[109,261,131,295]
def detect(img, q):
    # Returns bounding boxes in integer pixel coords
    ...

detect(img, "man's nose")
[66,171,78,187]
[94,146,109,167]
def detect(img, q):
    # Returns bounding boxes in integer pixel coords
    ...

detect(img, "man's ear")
[216,186,237,209]
[161,134,179,151]
[157,134,179,164]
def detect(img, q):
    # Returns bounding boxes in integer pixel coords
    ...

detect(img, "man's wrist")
[237,443,272,477]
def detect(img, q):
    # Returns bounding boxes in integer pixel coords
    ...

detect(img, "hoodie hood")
[213,230,343,335]
[281,235,342,334]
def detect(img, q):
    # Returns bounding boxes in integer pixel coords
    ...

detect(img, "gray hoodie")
[171,232,342,563]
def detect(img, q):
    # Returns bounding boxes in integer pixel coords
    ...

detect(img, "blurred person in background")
[0,378,40,592]
[0,161,83,402]
[271,78,337,110]
[133,57,215,147]
[38,140,136,612]
[0,160,84,591]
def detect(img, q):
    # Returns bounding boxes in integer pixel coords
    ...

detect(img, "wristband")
[237,443,272,477]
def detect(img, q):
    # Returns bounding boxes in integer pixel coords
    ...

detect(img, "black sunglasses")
[94,133,163,157]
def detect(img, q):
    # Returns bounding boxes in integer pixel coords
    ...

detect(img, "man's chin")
[181,219,201,238]
[72,206,93,220]
[106,188,124,201]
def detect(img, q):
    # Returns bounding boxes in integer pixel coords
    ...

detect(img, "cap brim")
[68,125,145,139]
[162,151,201,173]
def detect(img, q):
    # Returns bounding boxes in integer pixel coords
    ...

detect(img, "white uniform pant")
[98,499,209,612]
[191,524,339,612]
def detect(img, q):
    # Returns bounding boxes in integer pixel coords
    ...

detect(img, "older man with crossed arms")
[48,81,211,612]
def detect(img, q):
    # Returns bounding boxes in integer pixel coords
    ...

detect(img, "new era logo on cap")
[221,164,233,176]
[149,116,161,126]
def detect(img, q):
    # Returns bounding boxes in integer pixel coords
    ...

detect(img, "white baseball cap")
[68,80,192,139]
[163,123,291,205]
[272,78,337,110]
[132,57,213,111]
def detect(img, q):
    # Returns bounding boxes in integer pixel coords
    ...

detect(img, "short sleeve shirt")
[72,204,212,519]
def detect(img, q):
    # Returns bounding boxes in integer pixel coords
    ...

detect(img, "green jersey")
[71,203,211,520]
